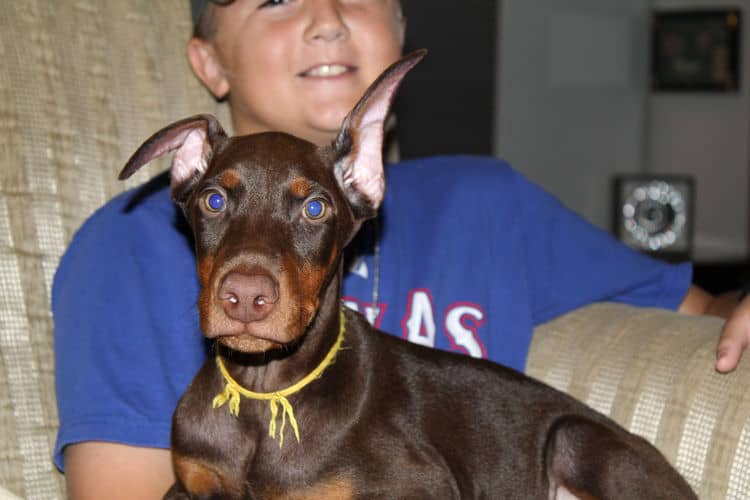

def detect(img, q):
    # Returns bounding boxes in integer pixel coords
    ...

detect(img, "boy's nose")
[304,0,349,43]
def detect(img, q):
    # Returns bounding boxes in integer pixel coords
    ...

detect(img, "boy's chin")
[302,121,345,146]
[305,103,355,131]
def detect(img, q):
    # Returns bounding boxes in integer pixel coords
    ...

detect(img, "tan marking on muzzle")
[298,260,329,323]
[197,254,215,287]
[218,334,281,352]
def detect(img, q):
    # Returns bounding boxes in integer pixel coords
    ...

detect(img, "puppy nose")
[218,272,279,323]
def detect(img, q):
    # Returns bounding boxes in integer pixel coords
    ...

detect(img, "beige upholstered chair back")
[530,304,750,499]
[0,2,228,498]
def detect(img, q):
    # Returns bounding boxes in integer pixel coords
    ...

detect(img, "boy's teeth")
[306,64,348,77]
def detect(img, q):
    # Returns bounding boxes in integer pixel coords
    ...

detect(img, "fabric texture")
[530,303,750,499]
[0,1,228,498]
[52,155,691,471]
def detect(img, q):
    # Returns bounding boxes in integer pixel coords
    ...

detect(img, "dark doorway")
[394,1,498,159]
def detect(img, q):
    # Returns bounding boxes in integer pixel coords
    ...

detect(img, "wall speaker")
[613,175,694,261]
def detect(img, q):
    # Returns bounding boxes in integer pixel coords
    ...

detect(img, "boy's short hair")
[190,0,210,28]
[191,0,234,37]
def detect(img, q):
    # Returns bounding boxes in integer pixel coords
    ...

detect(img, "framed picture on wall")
[651,9,741,91]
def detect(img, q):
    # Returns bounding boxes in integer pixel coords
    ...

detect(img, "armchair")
[0,2,747,498]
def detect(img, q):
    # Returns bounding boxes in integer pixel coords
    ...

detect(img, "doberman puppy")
[120,51,696,499]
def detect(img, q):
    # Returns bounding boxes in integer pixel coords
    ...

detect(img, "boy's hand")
[679,285,750,373]
[715,293,750,373]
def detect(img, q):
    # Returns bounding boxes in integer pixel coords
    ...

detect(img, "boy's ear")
[187,37,230,100]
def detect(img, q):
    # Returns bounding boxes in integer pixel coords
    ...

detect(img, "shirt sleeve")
[511,169,693,326]
[52,186,206,471]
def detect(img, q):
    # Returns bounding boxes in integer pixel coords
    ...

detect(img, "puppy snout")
[219,272,279,323]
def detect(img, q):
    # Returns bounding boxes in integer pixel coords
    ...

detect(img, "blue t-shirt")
[52,156,691,470]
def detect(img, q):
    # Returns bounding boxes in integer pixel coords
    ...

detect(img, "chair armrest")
[528,302,750,499]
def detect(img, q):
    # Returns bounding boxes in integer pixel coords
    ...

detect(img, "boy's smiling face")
[188,0,405,146]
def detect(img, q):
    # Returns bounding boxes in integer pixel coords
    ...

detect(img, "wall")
[648,0,750,261]
[495,0,651,231]
[495,0,750,261]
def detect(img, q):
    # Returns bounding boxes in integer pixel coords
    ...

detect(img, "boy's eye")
[259,0,290,8]
[304,199,327,220]
[202,190,226,213]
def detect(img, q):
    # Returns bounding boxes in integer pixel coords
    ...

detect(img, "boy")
[54,1,750,498]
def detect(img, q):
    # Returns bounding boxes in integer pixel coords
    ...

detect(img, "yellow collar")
[212,308,346,448]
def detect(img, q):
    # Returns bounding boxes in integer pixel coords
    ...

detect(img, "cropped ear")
[333,49,426,221]
[119,114,227,203]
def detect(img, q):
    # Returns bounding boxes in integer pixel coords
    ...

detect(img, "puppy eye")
[304,198,327,220]
[202,190,226,213]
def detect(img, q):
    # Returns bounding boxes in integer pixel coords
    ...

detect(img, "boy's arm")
[53,185,200,495]
[64,442,174,500]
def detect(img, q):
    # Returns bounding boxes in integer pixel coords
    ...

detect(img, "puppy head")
[120,50,425,352]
